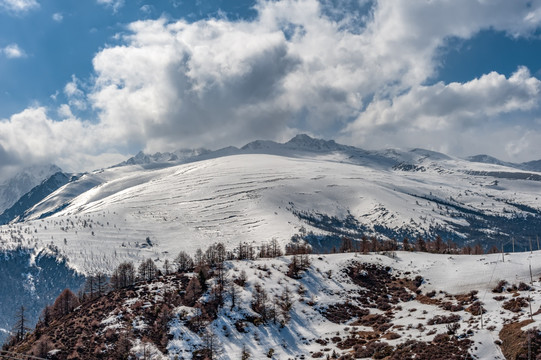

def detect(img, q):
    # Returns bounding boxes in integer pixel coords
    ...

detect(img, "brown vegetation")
[498,319,541,360]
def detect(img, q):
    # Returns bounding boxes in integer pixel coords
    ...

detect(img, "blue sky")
[0,0,257,118]
[1,0,541,173]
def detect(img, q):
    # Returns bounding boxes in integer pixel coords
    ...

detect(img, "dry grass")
[498,319,534,360]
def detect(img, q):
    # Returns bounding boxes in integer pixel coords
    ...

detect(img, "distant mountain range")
[1,134,540,254]
[0,172,73,225]
[0,164,62,213]
[466,154,541,172]
[2,134,541,239]
[113,134,541,172]
[113,148,211,168]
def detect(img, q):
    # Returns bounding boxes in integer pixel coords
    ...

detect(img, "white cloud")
[0,0,38,14]
[57,104,75,119]
[2,0,541,174]
[140,5,152,14]
[97,0,124,12]
[52,12,63,22]
[341,67,541,160]
[1,43,27,59]
[50,90,59,101]
[64,75,87,111]
[87,0,541,157]
[0,107,125,172]
[348,67,540,131]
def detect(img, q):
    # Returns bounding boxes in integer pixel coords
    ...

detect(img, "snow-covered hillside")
[7,251,541,359]
[1,135,540,274]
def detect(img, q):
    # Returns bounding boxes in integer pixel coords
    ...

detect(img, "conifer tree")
[52,288,80,318]
[13,305,31,342]
[402,236,410,251]
[416,235,427,252]
[110,262,136,289]
[138,258,159,281]
[174,251,194,273]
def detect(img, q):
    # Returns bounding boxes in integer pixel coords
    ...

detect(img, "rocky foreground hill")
[4,249,541,359]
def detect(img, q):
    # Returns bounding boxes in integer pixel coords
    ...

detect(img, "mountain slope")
[0,135,540,348]
[0,249,84,345]
[467,154,541,173]
[7,251,541,359]
[0,136,539,275]
[0,165,62,213]
[0,172,72,225]
[522,159,541,172]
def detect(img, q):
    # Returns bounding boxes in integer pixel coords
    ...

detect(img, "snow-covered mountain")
[467,154,541,173]
[0,172,73,225]
[2,135,541,271]
[0,164,62,213]
[523,159,541,172]
[0,135,540,343]
[466,154,516,168]
[0,249,84,345]
[113,148,211,168]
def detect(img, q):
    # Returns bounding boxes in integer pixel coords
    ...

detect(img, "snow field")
[0,153,539,275]
[163,251,541,359]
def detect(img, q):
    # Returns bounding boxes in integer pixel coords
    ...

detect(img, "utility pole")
[501,241,504,262]
[530,263,533,285]
[537,235,540,251]
[512,237,515,253]
[480,303,483,329]
[529,237,533,254]
[528,292,533,320]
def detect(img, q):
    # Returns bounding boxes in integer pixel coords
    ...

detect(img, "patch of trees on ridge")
[2,238,311,358]
[333,233,502,256]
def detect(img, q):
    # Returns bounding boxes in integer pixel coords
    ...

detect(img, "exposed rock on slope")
[6,251,541,359]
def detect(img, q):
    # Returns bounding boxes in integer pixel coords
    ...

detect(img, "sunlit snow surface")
[204,251,541,360]
[95,251,541,359]
[0,151,539,273]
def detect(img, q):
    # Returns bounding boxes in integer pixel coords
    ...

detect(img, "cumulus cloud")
[342,67,541,159]
[0,0,38,14]
[87,0,541,157]
[2,0,541,175]
[0,107,126,172]
[348,67,540,130]
[1,43,27,59]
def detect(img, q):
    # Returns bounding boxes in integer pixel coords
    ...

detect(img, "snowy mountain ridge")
[0,172,74,225]
[113,148,212,168]
[467,154,541,172]
[114,134,541,174]
[0,164,62,213]
[2,134,540,269]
